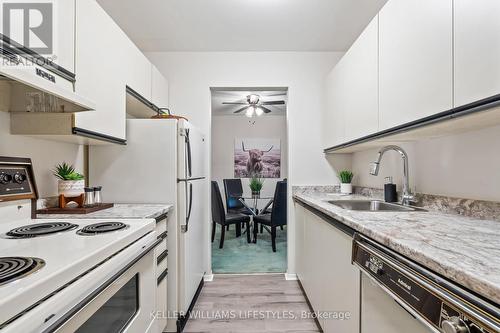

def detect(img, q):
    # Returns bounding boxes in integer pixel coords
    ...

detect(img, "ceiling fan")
[222,93,286,117]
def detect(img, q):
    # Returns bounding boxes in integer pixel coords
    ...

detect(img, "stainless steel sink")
[328,200,426,212]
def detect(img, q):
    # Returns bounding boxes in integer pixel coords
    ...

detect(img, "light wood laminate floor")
[183,274,321,333]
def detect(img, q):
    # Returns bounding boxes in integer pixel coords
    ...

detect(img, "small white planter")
[340,183,352,195]
[58,180,85,197]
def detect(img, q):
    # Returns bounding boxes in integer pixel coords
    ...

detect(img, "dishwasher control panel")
[353,237,498,333]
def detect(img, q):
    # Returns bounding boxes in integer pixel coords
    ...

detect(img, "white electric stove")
[0,157,160,333]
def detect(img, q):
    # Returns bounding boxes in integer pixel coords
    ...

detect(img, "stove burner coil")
[6,222,78,238]
[77,222,128,235]
[0,257,45,286]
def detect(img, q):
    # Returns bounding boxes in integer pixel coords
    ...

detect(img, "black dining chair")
[223,178,255,214]
[261,179,287,232]
[253,180,287,252]
[211,181,251,248]
[223,178,255,231]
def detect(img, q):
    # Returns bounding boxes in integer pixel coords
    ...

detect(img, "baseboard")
[285,273,298,280]
[204,273,214,282]
[176,278,204,333]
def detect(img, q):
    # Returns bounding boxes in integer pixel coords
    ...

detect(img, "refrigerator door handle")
[182,182,193,233]
[185,128,192,178]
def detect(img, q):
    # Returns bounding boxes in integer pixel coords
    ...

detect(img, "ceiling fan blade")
[234,106,249,114]
[261,100,285,105]
[260,106,272,114]
[222,102,248,105]
[266,92,287,97]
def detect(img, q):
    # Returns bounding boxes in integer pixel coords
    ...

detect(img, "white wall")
[350,124,500,202]
[147,52,342,184]
[0,112,84,198]
[211,115,288,201]
[146,51,343,275]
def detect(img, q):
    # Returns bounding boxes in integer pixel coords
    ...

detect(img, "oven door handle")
[42,235,162,333]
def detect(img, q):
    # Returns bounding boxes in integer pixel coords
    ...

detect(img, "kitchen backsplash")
[293,185,500,222]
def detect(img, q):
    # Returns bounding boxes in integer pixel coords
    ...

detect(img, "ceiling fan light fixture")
[248,94,260,104]
[255,107,264,116]
[245,107,255,117]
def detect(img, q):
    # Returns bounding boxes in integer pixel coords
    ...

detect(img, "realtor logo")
[2,2,53,54]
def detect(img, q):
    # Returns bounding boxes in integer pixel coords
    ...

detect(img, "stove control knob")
[0,173,12,184]
[441,317,470,333]
[14,173,26,183]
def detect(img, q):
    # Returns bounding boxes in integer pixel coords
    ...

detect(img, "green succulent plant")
[53,162,84,181]
[249,174,264,192]
[339,170,354,184]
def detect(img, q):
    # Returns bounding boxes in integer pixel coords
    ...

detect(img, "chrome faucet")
[369,145,415,206]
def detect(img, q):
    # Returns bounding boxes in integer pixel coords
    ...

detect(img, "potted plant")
[249,174,264,198]
[339,170,354,195]
[53,162,85,197]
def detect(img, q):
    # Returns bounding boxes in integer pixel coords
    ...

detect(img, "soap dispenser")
[384,177,397,203]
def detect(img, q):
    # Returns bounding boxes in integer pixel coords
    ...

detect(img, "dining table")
[231,194,273,242]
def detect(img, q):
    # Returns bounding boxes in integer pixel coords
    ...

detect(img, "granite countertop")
[38,204,174,221]
[293,189,500,305]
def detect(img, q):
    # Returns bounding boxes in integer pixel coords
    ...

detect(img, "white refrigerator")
[89,118,207,332]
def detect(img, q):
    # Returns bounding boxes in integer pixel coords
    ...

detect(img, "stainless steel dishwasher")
[352,234,500,333]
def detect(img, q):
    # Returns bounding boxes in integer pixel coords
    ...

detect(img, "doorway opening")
[210,87,288,274]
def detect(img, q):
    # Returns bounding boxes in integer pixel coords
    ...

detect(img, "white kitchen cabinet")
[74,0,129,140]
[454,0,500,107]
[301,209,326,316]
[343,15,379,142]
[125,42,152,101]
[324,63,346,148]
[295,203,360,333]
[151,65,169,109]
[324,15,378,147]
[319,217,360,333]
[294,202,305,278]
[54,0,76,73]
[0,0,75,73]
[378,0,453,130]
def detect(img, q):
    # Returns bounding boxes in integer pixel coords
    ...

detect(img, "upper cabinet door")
[124,42,152,100]
[454,0,500,107]
[151,65,169,109]
[74,0,128,140]
[0,0,75,73]
[324,62,346,148]
[343,15,379,142]
[379,0,453,130]
[54,0,75,73]
[324,16,378,148]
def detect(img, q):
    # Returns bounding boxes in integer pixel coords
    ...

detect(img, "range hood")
[0,65,95,113]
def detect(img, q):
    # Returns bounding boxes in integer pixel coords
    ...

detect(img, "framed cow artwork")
[234,138,281,178]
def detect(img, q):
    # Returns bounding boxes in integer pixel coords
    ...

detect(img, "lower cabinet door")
[300,208,360,333]
[155,278,168,333]
[316,216,360,333]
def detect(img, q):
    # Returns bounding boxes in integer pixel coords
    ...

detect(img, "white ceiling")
[96,0,387,52]
[211,89,287,116]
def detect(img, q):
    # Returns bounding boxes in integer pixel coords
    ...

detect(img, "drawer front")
[156,253,168,279]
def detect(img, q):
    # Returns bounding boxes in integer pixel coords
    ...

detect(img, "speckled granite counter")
[37,204,173,221]
[293,189,500,305]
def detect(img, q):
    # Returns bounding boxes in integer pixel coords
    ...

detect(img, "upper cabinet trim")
[0,33,76,82]
[324,92,500,154]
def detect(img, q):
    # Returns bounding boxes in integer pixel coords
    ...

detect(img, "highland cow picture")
[234,138,281,178]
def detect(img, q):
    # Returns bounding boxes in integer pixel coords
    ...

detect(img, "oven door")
[55,244,157,333]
